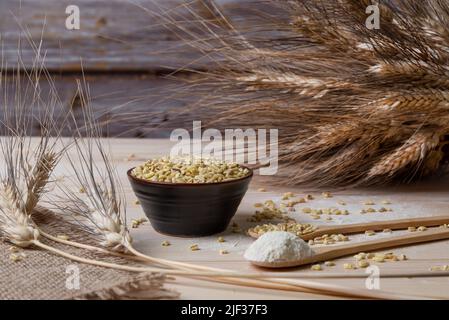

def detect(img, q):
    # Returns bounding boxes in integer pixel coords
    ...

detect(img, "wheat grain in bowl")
[131,156,251,184]
[127,156,253,237]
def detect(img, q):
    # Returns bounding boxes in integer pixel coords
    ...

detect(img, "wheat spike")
[369,132,441,178]
[374,90,449,112]
[0,184,39,247]
[25,152,57,214]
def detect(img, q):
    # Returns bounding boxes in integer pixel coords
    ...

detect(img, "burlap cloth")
[0,209,179,300]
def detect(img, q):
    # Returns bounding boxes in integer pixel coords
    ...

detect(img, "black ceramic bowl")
[127,167,253,237]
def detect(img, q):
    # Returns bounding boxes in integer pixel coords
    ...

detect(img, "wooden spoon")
[248,226,449,268]
[248,215,449,241]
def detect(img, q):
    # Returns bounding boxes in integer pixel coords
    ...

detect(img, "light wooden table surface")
[55,138,449,299]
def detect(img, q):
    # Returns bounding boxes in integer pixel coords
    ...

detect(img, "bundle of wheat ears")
[163,0,449,186]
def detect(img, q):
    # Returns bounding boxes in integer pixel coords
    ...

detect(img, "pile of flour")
[244,231,314,263]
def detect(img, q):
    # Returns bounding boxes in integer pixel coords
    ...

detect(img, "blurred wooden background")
[0,0,275,137]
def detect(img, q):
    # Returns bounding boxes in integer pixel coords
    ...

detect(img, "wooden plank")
[0,0,272,72]
[0,73,199,137]
[0,0,288,138]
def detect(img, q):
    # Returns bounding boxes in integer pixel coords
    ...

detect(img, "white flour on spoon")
[244,231,314,263]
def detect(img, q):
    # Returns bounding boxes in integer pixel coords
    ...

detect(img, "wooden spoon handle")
[248,215,449,240]
[309,227,449,266]
[250,227,449,268]
[302,215,449,240]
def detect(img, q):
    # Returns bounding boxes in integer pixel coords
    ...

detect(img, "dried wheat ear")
[162,0,449,186]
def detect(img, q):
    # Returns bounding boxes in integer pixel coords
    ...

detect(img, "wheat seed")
[357,260,370,268]
[190,244,200,251]
[282,192,294,200]
[311,264,322,271]
[231,225,242,233]
[354,253,367,261]
[9,253,22,262]
[372,255,385,263]
[131,217,147,229]
[397,254,407,261]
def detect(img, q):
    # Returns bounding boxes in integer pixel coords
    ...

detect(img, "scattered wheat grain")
[311,264,322,271]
